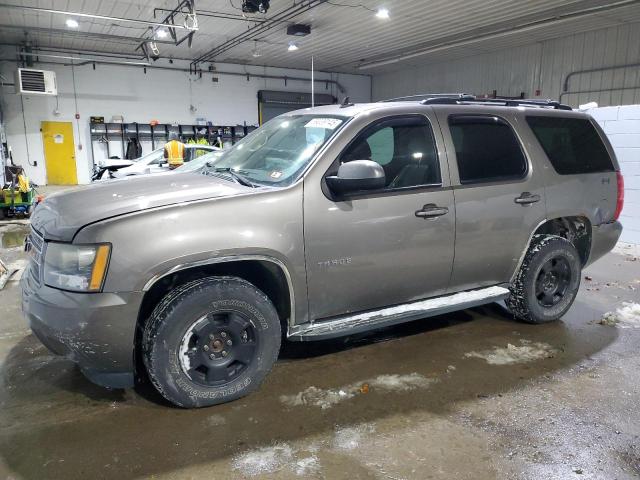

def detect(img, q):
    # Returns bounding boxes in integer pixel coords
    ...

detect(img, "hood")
[32,173,250,241]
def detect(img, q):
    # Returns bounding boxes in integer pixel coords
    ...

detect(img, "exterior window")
[340,116,441,189]
[526,116,614,175]
[449,115,527,184]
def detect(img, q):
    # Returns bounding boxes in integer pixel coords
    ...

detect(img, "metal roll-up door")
[258,90,337,125]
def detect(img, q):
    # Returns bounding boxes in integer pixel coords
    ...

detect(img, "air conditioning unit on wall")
[14,68,57,96]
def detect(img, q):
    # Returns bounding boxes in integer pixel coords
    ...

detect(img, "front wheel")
[507,235,582,324]
[142,276,281,408]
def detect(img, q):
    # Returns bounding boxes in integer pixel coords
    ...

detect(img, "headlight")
[43,243,111,292]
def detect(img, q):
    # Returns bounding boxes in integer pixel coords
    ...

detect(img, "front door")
[41,121,77,185]
[304,113,456,321]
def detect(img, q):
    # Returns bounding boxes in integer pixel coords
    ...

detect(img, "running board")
[288,286,510,341]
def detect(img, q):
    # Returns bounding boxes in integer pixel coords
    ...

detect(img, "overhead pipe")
[0,3,196,31]
[1,55,346,93]
[563,62,640,93]
[153,7,267,23]
[0,24,176,45]
[559,85,640,102]
[15,51,151,67]
[355,0,640,70]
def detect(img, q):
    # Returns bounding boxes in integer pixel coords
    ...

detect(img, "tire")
[142,276,281,408]
[507,235,581,324]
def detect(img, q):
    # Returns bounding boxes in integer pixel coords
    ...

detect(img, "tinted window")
[449,116,527,184]
[526,116,614,174]
[340,117,441,189]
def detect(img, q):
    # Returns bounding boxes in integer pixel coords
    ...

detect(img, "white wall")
[589,105,640,244]
[372,22,640,107]
[0,47,371,185]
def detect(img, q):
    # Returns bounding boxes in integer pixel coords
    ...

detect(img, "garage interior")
[1,0,640,479]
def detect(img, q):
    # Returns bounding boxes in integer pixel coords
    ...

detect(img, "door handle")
[515,192,541,205]
[415,204,449,219]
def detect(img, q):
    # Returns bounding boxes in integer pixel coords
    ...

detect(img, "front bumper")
[21,272,143,388]
[588,220,623,266]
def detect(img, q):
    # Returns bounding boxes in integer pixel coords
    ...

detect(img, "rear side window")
[526,116,614,175]
[448,115,527,184]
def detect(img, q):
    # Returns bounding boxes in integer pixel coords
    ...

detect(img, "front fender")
[74,186,307,321]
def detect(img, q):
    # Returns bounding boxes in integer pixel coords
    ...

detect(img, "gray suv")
[21,95,624,408]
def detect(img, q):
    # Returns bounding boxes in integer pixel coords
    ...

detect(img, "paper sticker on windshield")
[270,171,283,179]
[305,118,342,130]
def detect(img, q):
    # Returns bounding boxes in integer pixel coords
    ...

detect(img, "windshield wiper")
[209,167,256,188]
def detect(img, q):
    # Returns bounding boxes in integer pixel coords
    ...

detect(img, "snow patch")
[333,424,375,451]
[464,340,558,365]
[280,373,436,409]
[600,303,640,328]
[232,444,319,477]
[345,286,508,323]
[232,444,294,476]
[294,456,320,475]
[613,242,640,258]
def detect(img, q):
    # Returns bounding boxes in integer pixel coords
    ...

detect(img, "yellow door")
[41,121,78,185]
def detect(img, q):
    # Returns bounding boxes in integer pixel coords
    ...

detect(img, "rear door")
[437,110,547,291]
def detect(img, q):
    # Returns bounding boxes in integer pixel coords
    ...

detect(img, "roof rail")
[420,95,573,110]
[380,93,572,110]
[380,93,474,103]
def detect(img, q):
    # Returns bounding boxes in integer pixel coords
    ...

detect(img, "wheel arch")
[134,256,295,379]
[511,215,592,283]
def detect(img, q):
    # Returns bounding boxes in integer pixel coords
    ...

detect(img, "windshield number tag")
[304,118,342,130]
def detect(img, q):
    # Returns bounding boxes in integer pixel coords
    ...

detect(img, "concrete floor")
[1,216,639,479]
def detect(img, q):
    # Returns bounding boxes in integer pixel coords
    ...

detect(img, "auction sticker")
[304,118,342,130]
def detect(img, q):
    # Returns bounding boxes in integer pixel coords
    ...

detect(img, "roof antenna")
[340,96,354,108]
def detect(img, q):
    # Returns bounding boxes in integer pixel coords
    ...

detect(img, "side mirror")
[326,160,385,195]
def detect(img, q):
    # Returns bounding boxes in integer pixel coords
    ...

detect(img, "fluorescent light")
[65,18,79,28]
[251,40,262,57]
[288,42,299,52]
[376,8,390,19]
[156,28,169,39]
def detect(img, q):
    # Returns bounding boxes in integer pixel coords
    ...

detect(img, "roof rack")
[380,93,474,103]
[382,93,573,111]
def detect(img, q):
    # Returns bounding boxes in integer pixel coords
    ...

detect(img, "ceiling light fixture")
[251,40,262,58]
[65,18,79,28]
[288,42,299,52]
[375,8,390,19]
[156,28,169,39]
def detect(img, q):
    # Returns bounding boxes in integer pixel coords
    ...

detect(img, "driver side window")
[340,116,441,190]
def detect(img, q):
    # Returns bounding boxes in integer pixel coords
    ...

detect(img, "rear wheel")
[507,235,581,324]
[142,276,281,408]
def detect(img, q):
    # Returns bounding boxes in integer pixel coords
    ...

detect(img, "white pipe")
[311,55,315,108]
[0,3,197,30]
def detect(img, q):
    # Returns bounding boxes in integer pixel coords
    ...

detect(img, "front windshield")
[202,115,346,186]
[176,150,223,172]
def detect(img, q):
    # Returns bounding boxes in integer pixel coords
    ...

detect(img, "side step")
[288,285,510,341]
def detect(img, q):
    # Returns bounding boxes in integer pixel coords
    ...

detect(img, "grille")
[27,227,45,285]
[20,70,46,93]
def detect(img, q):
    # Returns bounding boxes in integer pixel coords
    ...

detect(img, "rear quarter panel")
[520,110,619,227]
